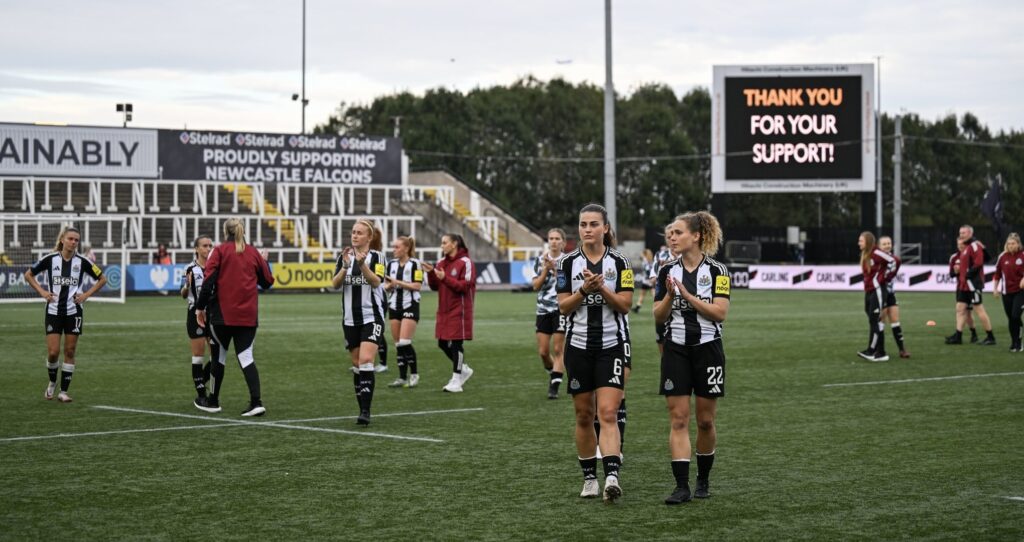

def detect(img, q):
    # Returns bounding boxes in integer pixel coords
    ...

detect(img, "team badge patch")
[715,275,731,295]
[556,270,567,289]
[664,379,674,391]
[620,269,634,288]
[698,275,711,287]
[604,268,616,281]
[570,378,580,390]
[413,270,423,282]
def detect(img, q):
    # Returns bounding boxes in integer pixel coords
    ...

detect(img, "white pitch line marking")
[1002,496,1024,502]
[91,405,445,442]
[0,422,243,443]
[824,371,1024,388]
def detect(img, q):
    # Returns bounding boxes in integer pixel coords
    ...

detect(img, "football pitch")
[1,290,1021,541]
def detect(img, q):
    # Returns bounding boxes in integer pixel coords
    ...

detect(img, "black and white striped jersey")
[534,255,560,315]
[555,247,633,350]
[335,249,386,326]
[183,259,206,311]
[386,257,422,311]
[654,255,730,346]
[29,252,104,316]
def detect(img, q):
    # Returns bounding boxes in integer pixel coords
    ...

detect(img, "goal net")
[0,215,127,304]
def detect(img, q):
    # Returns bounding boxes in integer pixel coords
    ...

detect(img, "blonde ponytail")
[53,226,80,253]
[223,218,246,253]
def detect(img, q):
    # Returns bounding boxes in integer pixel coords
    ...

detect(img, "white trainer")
[374,364,389,373]
[408,374,420,388]
[56,391,73,403]
[603,475,622,503]
[580,479,600,498]
[442,374,463,393]
[388,378,407,388]
[459,365,474,386]
[44,382,56,400]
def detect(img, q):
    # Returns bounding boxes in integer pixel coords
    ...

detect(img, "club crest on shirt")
[1017,258,1023,266]
[603,268,616,282]
[556,270,567,289]
[698,275,711,287]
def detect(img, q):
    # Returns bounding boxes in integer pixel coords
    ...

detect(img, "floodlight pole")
[893,115,903,258]
[603,0,617,231]
[301,0,307,134]
[875,56,882,231]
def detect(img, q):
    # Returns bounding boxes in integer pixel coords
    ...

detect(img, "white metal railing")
[1,177,455,219]
[318,215,422,251]
[464,216,499,244]
[507,246,546,261]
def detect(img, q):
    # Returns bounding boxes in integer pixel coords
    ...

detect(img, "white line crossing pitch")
[0,406,485,443]
[823,371,1024,388]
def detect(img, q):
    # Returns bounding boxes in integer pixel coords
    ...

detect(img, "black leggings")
[1002,291,1024,345]
[864,290,885,354]
[438,339,465,372]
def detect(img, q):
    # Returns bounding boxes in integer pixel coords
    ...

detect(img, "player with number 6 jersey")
[24,226,107,403]
[332,219,387,426]
[654,211,730,505]
[556,203,632,503]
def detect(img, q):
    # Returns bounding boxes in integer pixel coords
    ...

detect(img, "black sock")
[987,330,996,340]
[407,344,418,374]
[210,362,225,400]
[353,372,364,410]
[696,451,715,482]
[203,361,212,385]
[602,455,621,479]
[671,460,691,488]
[378,338,388,366]
[617,399,627,449]
[579,456,598,480]
[549,371,563,391]
[191,359,206,397]
[397,344,413,379]
[241,364,261,404]
[59,364,75,392]
[47,361,59,383]
[360,370,375,412]
[970,327,978,339]
[892,324,905,351]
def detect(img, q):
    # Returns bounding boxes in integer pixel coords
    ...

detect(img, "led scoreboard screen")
[711,64,875,193]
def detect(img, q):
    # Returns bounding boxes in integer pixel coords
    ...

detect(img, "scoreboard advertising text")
[0,123,402,185]
[711,64,876,193]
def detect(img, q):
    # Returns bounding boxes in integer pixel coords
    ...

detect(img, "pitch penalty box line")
[0,422,244,443]
[823,371,1024,388]
[91,405,462,443]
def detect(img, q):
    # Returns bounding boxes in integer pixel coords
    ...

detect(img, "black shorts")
[865,290,883,316]
[957,290,983,306]
[639,281,653,291]
[882,286,898,308]
[186,309,208,339]
[45,313,83,336]
[344,322,384,351]
[535,312,566,335]
[660,339,725,398]
[564,343,627,395]
[389,302,420,322]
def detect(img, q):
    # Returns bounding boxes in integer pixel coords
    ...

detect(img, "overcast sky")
[2,0,1021,136]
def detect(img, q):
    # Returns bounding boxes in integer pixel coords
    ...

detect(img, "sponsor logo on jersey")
[715,275,731,295]
[52,276,78,286]
[413,270,423,282]
[374,263,386,277]
[664,379,674,391]
[620,269,634,288]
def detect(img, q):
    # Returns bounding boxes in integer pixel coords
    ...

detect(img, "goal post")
[0,215,127,304]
